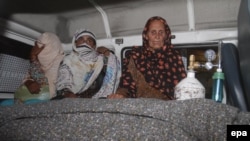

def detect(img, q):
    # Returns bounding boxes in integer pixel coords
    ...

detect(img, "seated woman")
[55,29,121,99]
[14,32,64,104]
[108,16,186,100]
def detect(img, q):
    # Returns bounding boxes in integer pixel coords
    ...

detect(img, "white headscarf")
[57,29,121,98]
[37,32,64,98]
[57,29,104,94]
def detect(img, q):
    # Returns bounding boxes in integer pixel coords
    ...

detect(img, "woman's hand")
[107,94,126,99]
[97,46,111,56]
[25,80,41,94]
[30,41,45,62]
[63,92,78,98]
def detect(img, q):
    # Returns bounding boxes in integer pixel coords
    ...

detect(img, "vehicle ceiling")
[0,0,240,44]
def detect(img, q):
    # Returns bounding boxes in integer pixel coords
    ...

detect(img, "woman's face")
[75,35,96,49]
[145,20,166,50]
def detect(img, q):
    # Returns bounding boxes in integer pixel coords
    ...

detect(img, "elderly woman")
[108,16,186,100]
[56,29,120,98]
[14,32,64,104]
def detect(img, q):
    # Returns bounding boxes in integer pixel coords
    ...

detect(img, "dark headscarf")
[121,16,186,98]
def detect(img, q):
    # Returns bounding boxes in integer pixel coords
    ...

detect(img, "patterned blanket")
[0,98,249,140]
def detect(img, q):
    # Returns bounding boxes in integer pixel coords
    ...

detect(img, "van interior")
[0,0,250,140]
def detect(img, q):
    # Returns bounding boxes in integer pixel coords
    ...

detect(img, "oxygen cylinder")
[174,54,205,100]
[174,70,205,100]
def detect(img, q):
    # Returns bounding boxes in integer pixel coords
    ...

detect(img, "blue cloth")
[0,99,48,106]
[0,99,14,106]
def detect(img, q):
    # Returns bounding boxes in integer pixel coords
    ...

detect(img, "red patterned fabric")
[120,16,186,98]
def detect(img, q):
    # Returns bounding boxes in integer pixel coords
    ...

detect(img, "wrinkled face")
[145,20,166,50]
[75,35,96,49]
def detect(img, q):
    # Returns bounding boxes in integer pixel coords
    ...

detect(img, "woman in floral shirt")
[108,16,186,100]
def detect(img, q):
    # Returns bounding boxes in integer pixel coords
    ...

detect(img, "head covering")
[121,16,186,98]
[72,29,97,55]
[57,29,103,94]
[37,32,64,98]
[37,32,64,70]
[74,29,96,41]
[57,29,121,98]
[142,16,173,49]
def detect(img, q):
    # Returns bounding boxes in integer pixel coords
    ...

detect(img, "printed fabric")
[119,16,186,98]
